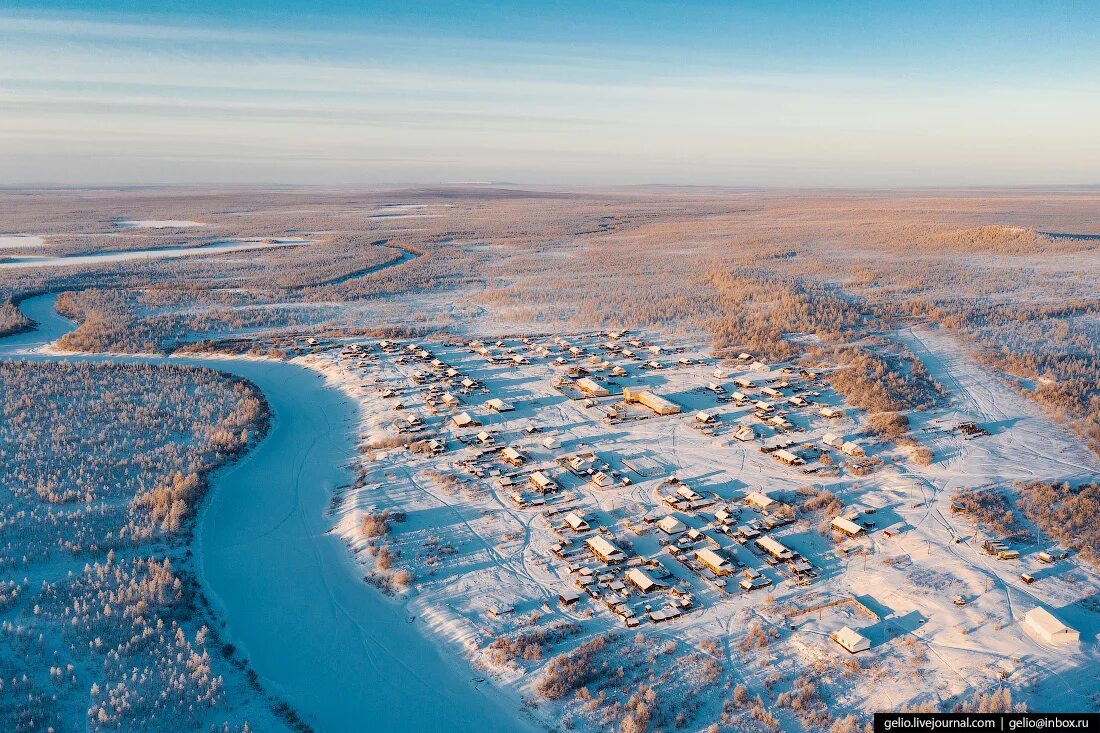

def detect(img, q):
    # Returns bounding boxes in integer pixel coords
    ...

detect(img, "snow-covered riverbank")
[1,293,537,733]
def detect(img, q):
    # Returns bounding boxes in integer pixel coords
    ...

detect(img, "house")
[477,430,495,445]
[755,535,793,560]
[772,449,805,466]
[586,535,626,564]
[460,377,477,389]
[822,433,843,448]
[840,441,865,457]
[832,627,871,654]
[695,548,734,576]
[626,567,662,593]
[788,396,808,407]
[558,589,581,606]
[529,471,558,493]
[542,435,561,450]
[762,387,783,398]
[576,377,610,397]
[819,406,844,419]
[734,376,755,389]
[734,425,756,442]
[737,352,753,361]
[1023,607,1080,644]
[451,411,476,428]
[831,516,865,537]
[731,391,749,403]
[695,410,716,424]
[501,447,526,466]
[563,512,590,531]
[707,382,725,394]
[657,515,688,535]
[745,492,777,512]
[485,398,514,412]
[441,392,460,406]
[622,387,681,415]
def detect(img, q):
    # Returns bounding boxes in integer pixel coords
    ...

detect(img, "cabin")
[586,535,626,564]
[734,425,756,442]
[451,411,476,428]
[762,387,783,398]
[441,392,460,406]
[576,377,610,397]
[529,471,558,493]
[753,400,774,413]
[733,377,755,389]
[542,435,561,450]
[626,567,662,593]
[755,535,793,561]
[707,382,725,394]
[460,377,478,390]
[772,449,805,466]
[501,447,526,466]
[822,433,843,448]
[622,387,681,415]
[558,589,581,606]
[477,431,495,445]
[695,548,734,576]
[1023,607,1080,644]
[745,492,777,512]
[832,627,871,654]
[840,441,865,457]
[694,410,716,424]
[657,515,688,535]
[819,406,844,419]
[737,352,753,361]
[788,396,808,407]
[563,512,590,532]
[485,398,514,412]
[831,516,865,537]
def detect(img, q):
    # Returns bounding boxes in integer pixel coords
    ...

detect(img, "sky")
[1,1,1099,187]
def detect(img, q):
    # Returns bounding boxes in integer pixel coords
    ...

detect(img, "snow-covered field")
[0,237,311,269]
[113,219,207,229]
[0,234,46,249]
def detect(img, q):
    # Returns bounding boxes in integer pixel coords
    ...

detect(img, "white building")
[1023,607,1080,644]
[832,627,871,653]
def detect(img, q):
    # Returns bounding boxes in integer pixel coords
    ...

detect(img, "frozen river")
[0,293,534,733]
[0,237,309,269]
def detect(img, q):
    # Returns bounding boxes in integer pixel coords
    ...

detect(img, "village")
[269,323,1098,721]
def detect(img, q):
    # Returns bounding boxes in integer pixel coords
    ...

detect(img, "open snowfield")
[113,219,207,229]
[0,234,46,249]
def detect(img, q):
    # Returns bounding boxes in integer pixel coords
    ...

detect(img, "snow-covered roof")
[657,515,687,534]
[832,626,870,653]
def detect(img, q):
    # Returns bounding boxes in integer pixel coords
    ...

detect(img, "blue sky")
[2,1,1098,185]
